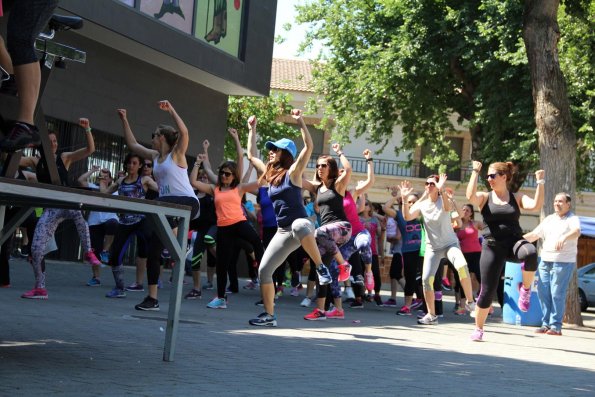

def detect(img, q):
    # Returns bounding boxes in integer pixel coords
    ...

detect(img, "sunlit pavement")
[1,258,594,396]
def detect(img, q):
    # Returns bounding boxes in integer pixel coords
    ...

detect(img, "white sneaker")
[300,297,312,307]
[343,286,355,300]
[417,313,438,325]
[465,301,477,317]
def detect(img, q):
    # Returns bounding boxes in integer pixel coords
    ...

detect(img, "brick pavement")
[1,258,594,396]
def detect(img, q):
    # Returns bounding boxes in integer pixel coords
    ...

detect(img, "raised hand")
[436,173,448,190]
[247,115,257,129]
[228,128,239,140]
[197,153,207,162]
[90,165,100,172]
[472,160,482,173]
[444,187,454,200]
[388,186,399,197]
[535,169,545,180]
[158,100,172,112]
[363,149,372,159]
[79,118,90,129]
[203,139,210,152]
[399,180,413,198]
[116,109,127,120]
[331,143,342,154]
[291,109,303,120]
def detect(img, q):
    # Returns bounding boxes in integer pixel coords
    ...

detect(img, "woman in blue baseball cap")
[246,109,329,327]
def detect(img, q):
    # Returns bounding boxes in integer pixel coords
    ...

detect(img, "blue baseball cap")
[265,138,297,159]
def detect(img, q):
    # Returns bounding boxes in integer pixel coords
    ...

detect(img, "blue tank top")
[118,176,146,225]
[396,210,422,253]
[268,173,307,228]
[258,187,277,228]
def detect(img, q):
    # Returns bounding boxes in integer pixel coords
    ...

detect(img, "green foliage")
[225,91,298,160]
[296,0,594,189]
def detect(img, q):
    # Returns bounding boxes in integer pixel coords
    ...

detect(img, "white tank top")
[152,152,196,198]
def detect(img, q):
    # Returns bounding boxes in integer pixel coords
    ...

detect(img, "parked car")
[578,263,595,311]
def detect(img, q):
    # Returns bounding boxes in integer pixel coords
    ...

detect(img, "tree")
[224,91,298,160]
[296,0,594,190]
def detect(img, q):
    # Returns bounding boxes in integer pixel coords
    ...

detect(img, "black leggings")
[402,251,421,297]
[476,238,537,309]
[216,220,264,298]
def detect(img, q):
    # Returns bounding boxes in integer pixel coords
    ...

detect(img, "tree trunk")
[522,0,582,326]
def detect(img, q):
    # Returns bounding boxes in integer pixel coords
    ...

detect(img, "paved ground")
[1,258,594,396]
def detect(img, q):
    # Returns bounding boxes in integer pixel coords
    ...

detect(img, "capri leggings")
[190,224,217,270]
[476,238,537,309]
[422,242,467,292]
[258,219,314,284]
[6,0,59,65]
[314,221,352,258]
[389,253,403,280]
[146,196,199,287]
[216,220,264,298]
[402,250,422,297]
[109,220,150,290]
[337,229,373,268]
[31,209,91,289]
[89,219,119,254]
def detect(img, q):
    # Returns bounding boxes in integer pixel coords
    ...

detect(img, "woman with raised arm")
[19,118,102,299]
[301,143,353,321]
[118,101,199,311]
[400,174,476,325]
[191,127,264,309]
[100,152,158,299]
[244,110,327,326]
[466,161,544,341]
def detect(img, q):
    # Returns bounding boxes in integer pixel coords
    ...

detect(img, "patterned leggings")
[31,209,91,288]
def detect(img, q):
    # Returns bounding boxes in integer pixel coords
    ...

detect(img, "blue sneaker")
[105,288,126,298]
[207,297,227,309]
[316,264,332,285]
[249,312,277,327]
[99,251,110,264]
[86,277,101,287]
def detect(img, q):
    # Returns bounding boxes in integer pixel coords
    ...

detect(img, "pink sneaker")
[364,271,375,291]
[325,307,345,319]
[518,284,531,312]
[470,328,484,342]
[84,250,102,266]
[21,288,48,299]
[304,308,326,321]
[338,262,352,282]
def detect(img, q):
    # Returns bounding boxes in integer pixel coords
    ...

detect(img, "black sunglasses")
[425,182,436,187]
[219,171,233,177]
[316,163,328,169]
[487,173,502,180]
[144,163,152,168]
[152,132,161,139]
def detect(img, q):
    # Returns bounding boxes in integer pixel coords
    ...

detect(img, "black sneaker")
[255,299,264,307]
[353,275,365,285]
[135,296,160,311]
[316,264,332,285]
[349,300,364,309]
[184,288,202,300]
[0,122,41,152]
[373,294,383,306]
[249,312,277,327]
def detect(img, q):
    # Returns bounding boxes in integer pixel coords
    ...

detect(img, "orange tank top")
[214,186,246,226]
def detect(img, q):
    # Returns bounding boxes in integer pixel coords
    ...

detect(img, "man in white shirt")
[523,192,581,336]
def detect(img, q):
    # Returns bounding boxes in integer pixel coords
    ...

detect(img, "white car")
[578,263,595,311]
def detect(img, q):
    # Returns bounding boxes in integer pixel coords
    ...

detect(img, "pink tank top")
[343,191,365,235]
[456,223,482,253]
[214,187,246,227]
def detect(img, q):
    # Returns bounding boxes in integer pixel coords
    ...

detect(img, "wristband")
[366,158,374,163]
[85,127,92,133]
[337,151,343,156]
[536,179,545,185]
[472,169,480,173]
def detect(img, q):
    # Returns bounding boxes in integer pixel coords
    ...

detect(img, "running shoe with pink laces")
[304,308,326,321]
[518,284,531,312]
[364,271,375,291]
[338,262,352,282]
[21,288,48,299]
[326,307,345,319]
[396,305,412,316]
[84,250,102,266]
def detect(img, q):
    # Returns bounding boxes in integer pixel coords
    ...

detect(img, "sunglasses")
[152,133,161,139]
[425,182,436,187]
[219,171,233,177]
[487,173,502,180]
[407,200,416,204]
[315,164,328,169]
[144,163,152,168]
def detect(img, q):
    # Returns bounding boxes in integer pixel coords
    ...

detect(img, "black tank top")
[481,191,523,240]
[36,152,69,186]
[316,181,347,226]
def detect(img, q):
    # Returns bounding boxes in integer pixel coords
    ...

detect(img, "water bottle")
[515,314,522,326]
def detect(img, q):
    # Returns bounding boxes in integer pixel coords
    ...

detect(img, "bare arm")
[354,149,375,197]
[117,109,158,160]
[246,116,267,176]
[19,155,38,169]
[142,175,159,193]
[242,161,254,183]
[191,180,215,196]
[466,160,488,209]
[332,143,352,195]
[289,109,314,185]
[518,169,545,211]
[228,127,243,178]
[159,100,189,167]
[77,165,100,187]
[62,118,96,169]
[400,180,421,221]
[383,187,400,218]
